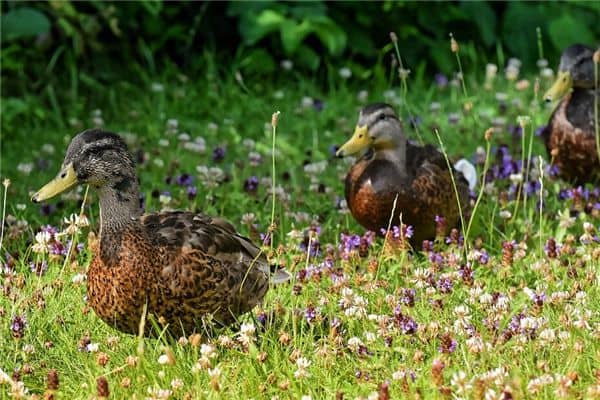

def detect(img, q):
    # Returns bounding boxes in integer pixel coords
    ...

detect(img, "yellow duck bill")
[544,71,573,102]
[32,163,78,203]
[336,125,371,157]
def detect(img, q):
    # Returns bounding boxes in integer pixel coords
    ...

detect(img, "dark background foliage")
[2,1,599,98]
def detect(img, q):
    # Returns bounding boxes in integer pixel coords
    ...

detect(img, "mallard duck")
[542,44,600,184]
[336,103,472,246]
[32,129,289,336]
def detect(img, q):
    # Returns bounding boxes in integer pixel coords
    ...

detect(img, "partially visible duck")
[336,103,472,245]
[542,44,600,184]
[32,129,290,336]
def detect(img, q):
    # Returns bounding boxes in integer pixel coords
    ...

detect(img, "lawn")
[1,43,599,399]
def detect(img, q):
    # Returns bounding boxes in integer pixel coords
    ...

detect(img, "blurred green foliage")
[1,0,598,102]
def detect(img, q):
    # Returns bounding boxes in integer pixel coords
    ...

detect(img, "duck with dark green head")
[33,129,290,336]
[542,44,600,184]
[336,103,473,246]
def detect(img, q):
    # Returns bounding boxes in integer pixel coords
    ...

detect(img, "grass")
[1,48,599,399]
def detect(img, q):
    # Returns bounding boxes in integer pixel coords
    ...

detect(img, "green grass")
[1,51,599,399]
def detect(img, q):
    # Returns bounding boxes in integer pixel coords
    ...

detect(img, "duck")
[32,129,289,337]
[336,103,473,246]
[542,44,600,184]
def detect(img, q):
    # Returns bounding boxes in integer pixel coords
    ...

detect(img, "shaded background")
[2,1,599,86]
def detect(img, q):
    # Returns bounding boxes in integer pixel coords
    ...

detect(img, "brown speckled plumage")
[33,129,288,336]
[338,104,470,246]
[542,44,600,184]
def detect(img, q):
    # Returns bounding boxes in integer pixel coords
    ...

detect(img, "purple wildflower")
[30,261,48,276]
[304,306,317,324]
[212,146,226,162]
[11,314,27,339]
[394,306,418,334]
[434,73,448,88]
[436,278,453,293]
[243,176,259,192]
[400,288,416,307]
[175,173,193,186]
[186,185,197,200]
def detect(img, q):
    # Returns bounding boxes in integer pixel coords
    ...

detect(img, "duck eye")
[378,113,386,121]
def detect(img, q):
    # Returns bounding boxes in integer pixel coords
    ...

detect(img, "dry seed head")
[47,369,59,391]
[450,34,459,53]
[389,32,398,43]
[97,376,109,398]
[484,127,494,141]
[271,111,281,129]
[2,178,10,188]
[593,49,600,64]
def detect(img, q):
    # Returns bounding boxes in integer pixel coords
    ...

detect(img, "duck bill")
[336,125,371,157]
[32,163,78,203]
[544,71,572,102]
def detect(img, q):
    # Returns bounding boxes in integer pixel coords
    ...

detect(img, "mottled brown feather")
[543,92,600,184]
[88,211,272,337]
[345,142,469,246]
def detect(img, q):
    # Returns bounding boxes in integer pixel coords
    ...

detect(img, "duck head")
[336,103,405,157]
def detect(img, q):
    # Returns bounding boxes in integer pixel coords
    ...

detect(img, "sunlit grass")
[1,50,599,399]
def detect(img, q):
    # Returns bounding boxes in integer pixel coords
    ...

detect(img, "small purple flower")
[40,225,59,235]
[438,334,457,354]
[313,99,325,112]
[304,306,317,324]
[534,125,546,136]
[394,306,418,334]
[434,73,448,88]
[11,314,27,339]
[243,176,259,192]
[478,250,489,265]
[257,311,267,327]
[212,146,226,162]
[49,241,66,256]
[40,203,56,216]
[186,185,197,200]
[260,232,271,246]
[436,278,453,293]
[400,288,416,307]
[175,173,193,186]
[30,261,48,276]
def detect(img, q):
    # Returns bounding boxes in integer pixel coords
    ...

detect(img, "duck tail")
[263,264,292,284]
[454,158,478,191]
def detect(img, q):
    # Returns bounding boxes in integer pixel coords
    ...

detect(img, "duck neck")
[373,138,407,166]
[97,175,142,235]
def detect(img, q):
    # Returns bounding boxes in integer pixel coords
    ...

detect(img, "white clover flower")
[32,231,52,254]
[280,59,293,70]
[158,139,170,147]
[17,162,34,175]
[450,370,472,394]
[200,343,217,359]
[338,67,352,79]
[86,343,99,353]
[208,366,222,379]
[347,337,364,352]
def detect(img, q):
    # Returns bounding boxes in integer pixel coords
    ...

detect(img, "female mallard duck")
[542,44,600,184]
[336,103,472,246]
[32,129,289,336]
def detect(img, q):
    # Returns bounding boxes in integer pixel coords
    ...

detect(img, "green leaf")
[239,9,286,45]
[280,19,312,54]
[296,44,320,70]
[310,16,347,57]
[1,7,50,40]
[238,48,276,75]
[460,2,496,47]
[548,14,596,51]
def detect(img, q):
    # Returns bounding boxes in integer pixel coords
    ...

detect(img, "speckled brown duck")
[32,129,289,336]
[336,103,471,246]
[542,44,600,184]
